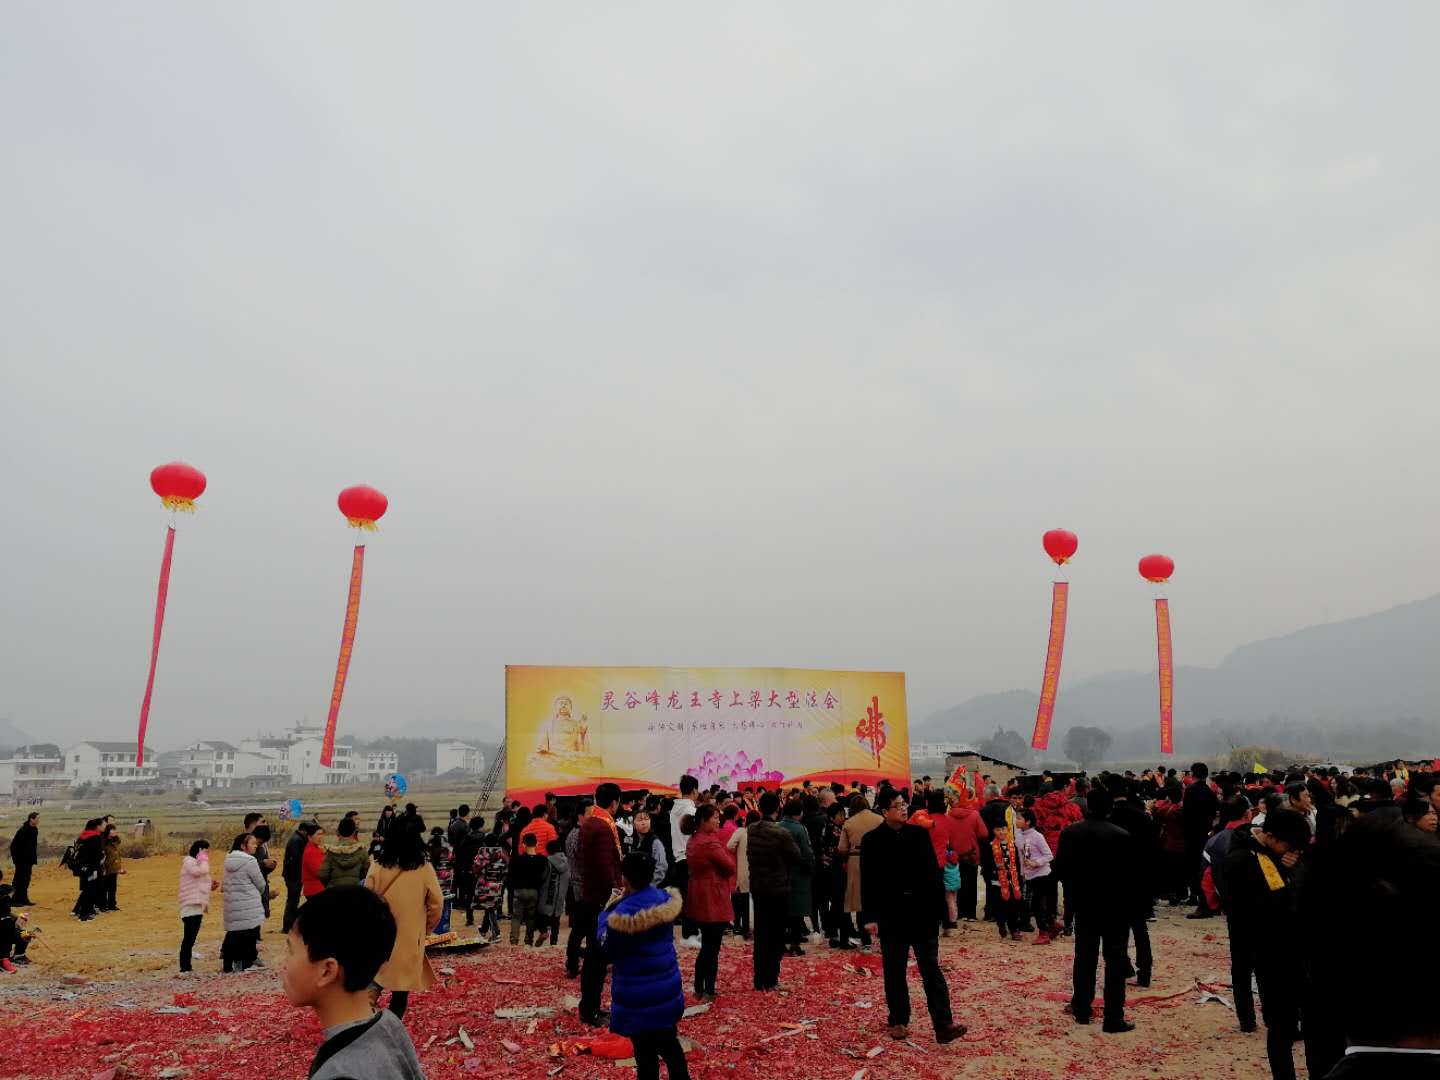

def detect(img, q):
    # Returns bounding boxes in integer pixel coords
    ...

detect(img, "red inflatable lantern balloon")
[1042,529,1078,566]
[150,462,207,512]
[338,485,388,531]
[1138,554,1175,584]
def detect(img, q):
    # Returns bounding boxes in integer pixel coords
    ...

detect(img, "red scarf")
[992,835,1021,901]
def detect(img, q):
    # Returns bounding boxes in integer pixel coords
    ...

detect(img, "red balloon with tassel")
[135,462,207,767]
[1030,529,1077,751]
[320,486,388,767]
[1139,554,1176,754]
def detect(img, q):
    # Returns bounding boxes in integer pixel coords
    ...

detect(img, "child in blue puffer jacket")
[596,852,689,1080]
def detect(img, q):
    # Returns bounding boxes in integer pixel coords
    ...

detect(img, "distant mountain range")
[913,593,1440,762]
[0,717,36,753]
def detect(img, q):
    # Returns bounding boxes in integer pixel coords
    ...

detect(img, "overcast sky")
[3,5,1437,751]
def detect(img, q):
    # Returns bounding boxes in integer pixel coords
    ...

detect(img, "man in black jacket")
[282,820,319,934]
[1059,788,1135,1033]
[8,813,38,906]
[860,788,967,1044]
[745,792,800,992]
[1181,763,1219,904]
[1223,810,1312,1080]
[1105,777,1156,986]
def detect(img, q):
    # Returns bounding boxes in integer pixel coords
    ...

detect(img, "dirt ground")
[0,858,1298,1079]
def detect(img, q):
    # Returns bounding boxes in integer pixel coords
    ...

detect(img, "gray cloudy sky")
[3,5,1438,751]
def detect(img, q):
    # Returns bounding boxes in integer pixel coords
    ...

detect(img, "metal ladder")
[477,739,506,810]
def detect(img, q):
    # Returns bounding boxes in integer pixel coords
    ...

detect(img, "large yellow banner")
[505,665,909,802]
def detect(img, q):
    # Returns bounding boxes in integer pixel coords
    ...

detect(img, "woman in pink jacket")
[177,840,218,973]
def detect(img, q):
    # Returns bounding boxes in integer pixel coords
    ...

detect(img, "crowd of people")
[4,759,1438,1079]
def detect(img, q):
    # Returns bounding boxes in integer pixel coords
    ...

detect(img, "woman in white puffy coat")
[222,833,267,972]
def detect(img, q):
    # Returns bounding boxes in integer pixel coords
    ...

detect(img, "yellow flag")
[1253,761,1267,775]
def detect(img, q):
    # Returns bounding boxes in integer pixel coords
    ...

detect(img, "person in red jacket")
[300,825,327,899]
[1151,784,1188,905]
[684,804,738,999]
[945,791,989,921]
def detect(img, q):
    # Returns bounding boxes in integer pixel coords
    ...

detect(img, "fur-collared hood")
[605,886,682,935]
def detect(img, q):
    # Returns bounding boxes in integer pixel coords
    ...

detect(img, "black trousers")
[102,873,118,910]
[992,895,1024,936]
[1255,958,1301,1080]
[957,861,979,919]
[11,863,33,904]
[752,893,787,990]
[1071,910,1129,1026]
[281,879,302,934]
[672,860,696,938]
[695,922,725,995]
[1129,911,1152,980]
[1226,914,1257,1028]
[388,990,410,1018]
[221,927,259,972]
[731,891,750,936]
[566,900,597,977]
[72,873,98,917]
[1029,876,1058,930]
[878,927,954,1033]
[569,902,607,1020]
[179,914,203,972]
[631,1027,690,1080]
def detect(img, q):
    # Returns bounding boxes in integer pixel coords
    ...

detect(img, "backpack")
[60,845,82,875]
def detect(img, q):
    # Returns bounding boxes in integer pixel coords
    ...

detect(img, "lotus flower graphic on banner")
[687,750,785,787]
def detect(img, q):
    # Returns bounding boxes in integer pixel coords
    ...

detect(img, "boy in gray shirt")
[282,884,426,1080]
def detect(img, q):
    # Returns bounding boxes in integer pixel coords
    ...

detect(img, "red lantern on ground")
[338,485,388,530]
[1042,529,1078,566]
[150,462,207,512]
[1138,554,1175,583]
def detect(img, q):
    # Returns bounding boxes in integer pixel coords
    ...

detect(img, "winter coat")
[778,818,814,917]
[1056,817,1134,914]
[745,819,800,898]
[73,829,104,877]
[1222,826,1298,956]
[1153,800,1187,853]
[9,823,38,867]
[1182,781,1220,847]
[596,886,685,1037]
[366,862,444,992]
[102,836,123,875]
[577,813,623,907]
[946,805,989,865]
[222,850,267,932]
[178,853,213,911]
[520,818,558,853]
[317,839,371,890]
[926,812,955,868]
[1015,826,1054,880]
[301,840,326,897]
[859,823,947,938]
[837,809,882,912]
[539,852,570,918]
[1033,792,1082,859]
[282,831,309,883]
[726,826,750,893]
[683,829,737,925]
[942,861,961,891]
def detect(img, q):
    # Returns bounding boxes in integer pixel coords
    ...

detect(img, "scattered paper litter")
[496,1006,556,1019]
[864,1045,885,1058]
[499,1038,522,1053]
[458,1027,474,1050]
[682,1003,710,1018]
